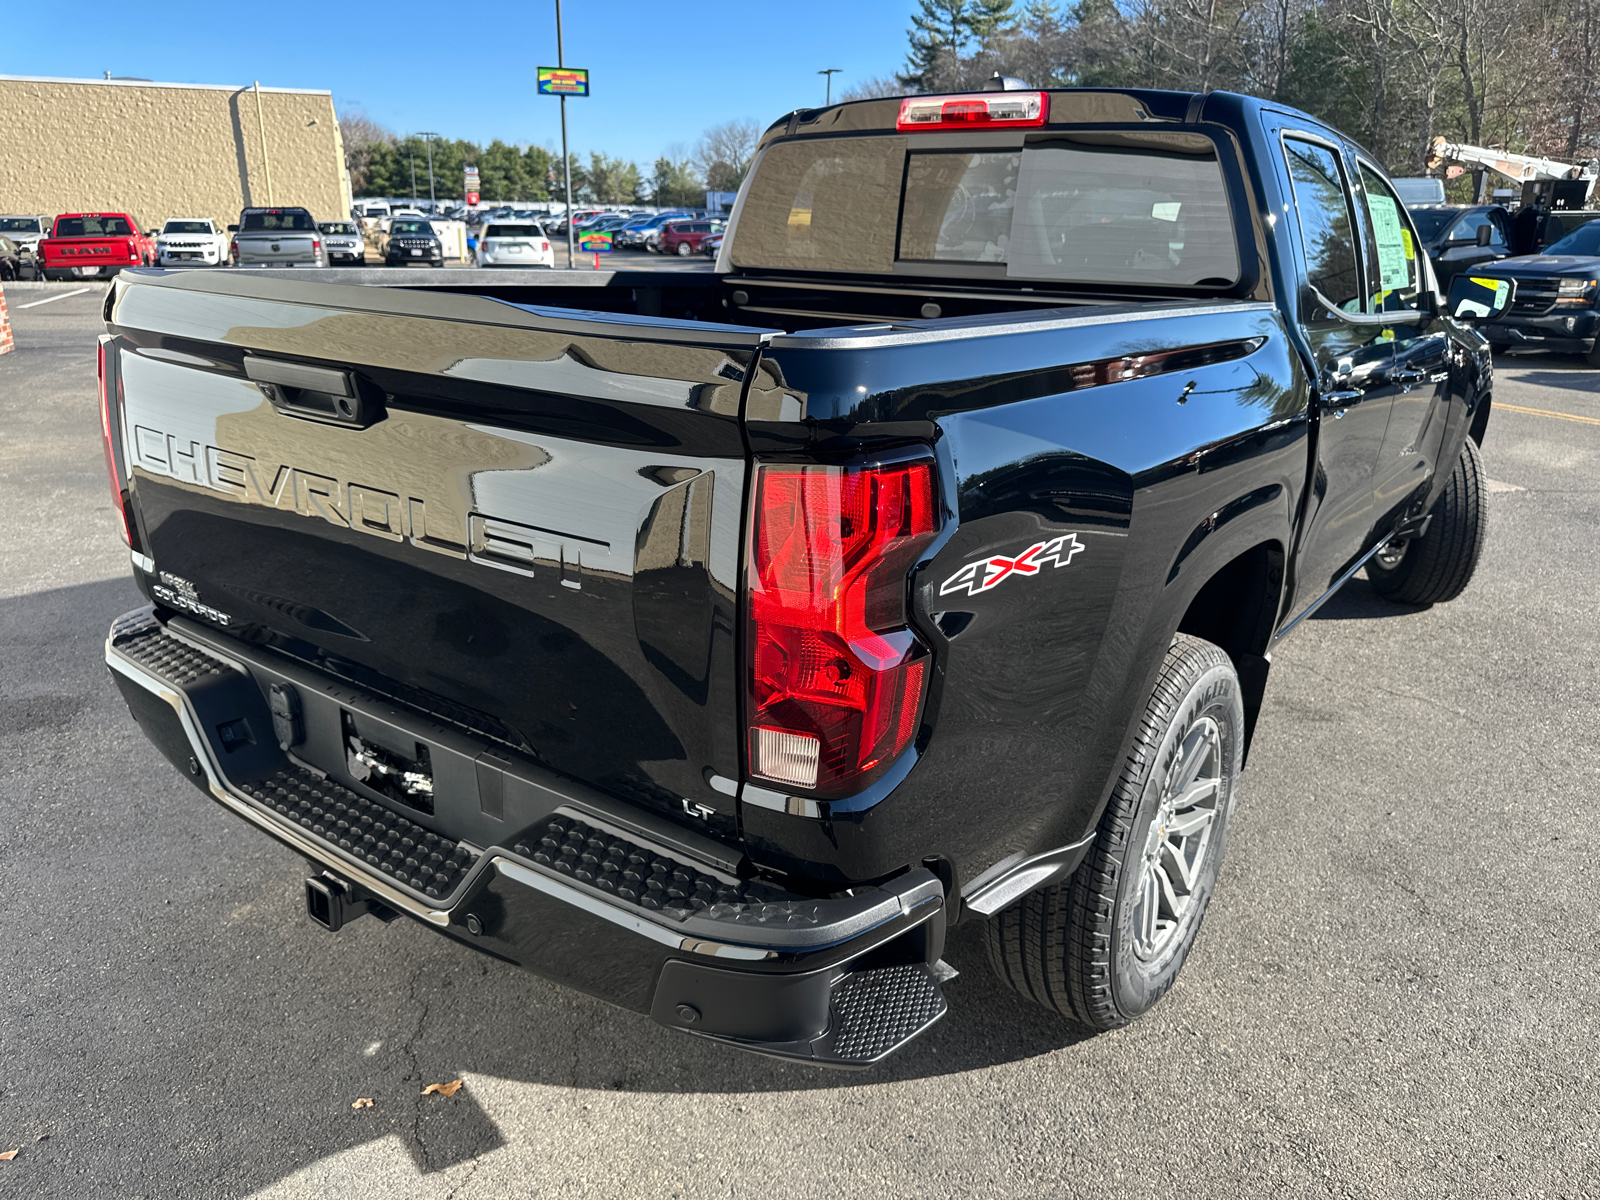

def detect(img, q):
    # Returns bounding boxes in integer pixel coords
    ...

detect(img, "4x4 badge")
[939,533,1085,597]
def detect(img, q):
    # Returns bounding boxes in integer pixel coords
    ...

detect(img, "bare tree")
[840,76,907,101]
[338,107,395,195]
[694,120,761,193]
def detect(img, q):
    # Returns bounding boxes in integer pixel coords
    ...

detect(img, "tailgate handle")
[244,355,382,428]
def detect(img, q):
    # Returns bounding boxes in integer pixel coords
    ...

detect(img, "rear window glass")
[901,134,1238,286]
[163,221,212,234]
[241,210,316,232]
[732,136,903,272]
[484,224,543,238]
[56,215,133,237]
[733,131,1239,286]
[0,217,42,233]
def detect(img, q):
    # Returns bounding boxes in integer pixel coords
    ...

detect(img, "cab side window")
[1355,163,1424,312]
[1455,212,1508,250]
[1283,138,1362,313]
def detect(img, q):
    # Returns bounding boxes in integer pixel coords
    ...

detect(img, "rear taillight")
[746,460,938,795]
[541,242,550,251]
[126,238,139,261]
[311,239,321,252]
[896,91,1048,131]
[98,339,134,547]
[229,240,239,261]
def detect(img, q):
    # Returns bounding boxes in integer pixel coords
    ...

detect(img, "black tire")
[1367,436,1487,605]
[984,634,1244,1030]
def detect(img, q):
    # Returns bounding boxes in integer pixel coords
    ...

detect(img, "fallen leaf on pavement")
[351,1098,374,1110]
[0,1150,17,1161]
[421,1080,464,1097]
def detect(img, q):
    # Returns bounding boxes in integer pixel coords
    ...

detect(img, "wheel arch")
[1468,390,1491,446]
[1174,538,1285,765]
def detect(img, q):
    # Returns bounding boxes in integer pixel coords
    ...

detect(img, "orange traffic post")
[0,281,13,356]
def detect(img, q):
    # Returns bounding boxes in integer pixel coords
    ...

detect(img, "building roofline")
[0,74,332,97]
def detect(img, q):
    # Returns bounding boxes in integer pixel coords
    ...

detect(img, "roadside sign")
[577,231,612,252]
[538,67,590,96]
[464,166,479,206]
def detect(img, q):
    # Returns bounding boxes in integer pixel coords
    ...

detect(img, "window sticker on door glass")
[1367,194,1412,290]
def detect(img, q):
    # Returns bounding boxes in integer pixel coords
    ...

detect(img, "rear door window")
[1282,138,1362,311]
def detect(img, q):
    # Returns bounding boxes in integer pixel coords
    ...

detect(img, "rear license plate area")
[342,709,435,815]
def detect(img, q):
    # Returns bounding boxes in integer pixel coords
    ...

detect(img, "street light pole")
[556,0,574,267]
[408,139,417,204]
[419,131,439,208]
[819,68,841,106]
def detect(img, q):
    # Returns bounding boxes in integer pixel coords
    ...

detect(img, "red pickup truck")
[39,212,157,280]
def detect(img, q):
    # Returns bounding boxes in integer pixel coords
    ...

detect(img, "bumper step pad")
[514,815,794,917]
[110,615,479,905]
[112,615,231,686]
[240,770,479,901]
[827,963,947,1064]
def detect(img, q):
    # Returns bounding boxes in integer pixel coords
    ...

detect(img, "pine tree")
[967,0,1016,49]
[1019,0,1062,39]
[899,0,971,89]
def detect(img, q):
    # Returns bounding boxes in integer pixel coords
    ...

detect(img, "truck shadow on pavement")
[1305,576,1421,621]
[3,576,1108,1194]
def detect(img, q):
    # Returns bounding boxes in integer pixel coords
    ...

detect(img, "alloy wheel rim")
[1131,715,1223,962]
[1373,540,1407,570]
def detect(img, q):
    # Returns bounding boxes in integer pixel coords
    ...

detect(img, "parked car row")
[1403,199,1600,366]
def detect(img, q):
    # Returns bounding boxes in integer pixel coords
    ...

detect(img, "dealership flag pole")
[419,131,439,208]
[557,0,574,267]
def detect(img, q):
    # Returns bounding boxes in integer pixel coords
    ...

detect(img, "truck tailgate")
[234,233,318,265]
[109,271,772,834]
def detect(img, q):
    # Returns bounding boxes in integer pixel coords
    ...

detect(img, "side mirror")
[147,229,158,237]
[1447,274,1515,321]
[227,224,239,232]
[1476,224,1494,247]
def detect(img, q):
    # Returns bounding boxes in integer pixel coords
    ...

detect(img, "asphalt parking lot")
[0,284,1595,1200]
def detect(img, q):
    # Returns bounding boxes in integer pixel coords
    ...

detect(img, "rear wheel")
[1367,436,1487,605]
[984,634,1243,1030]
[676,241,692,256]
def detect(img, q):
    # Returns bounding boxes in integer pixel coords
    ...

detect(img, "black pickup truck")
[99,87,1511,1067]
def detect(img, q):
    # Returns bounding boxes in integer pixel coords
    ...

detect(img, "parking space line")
[1496,401,1600,428]
[17,288,93,309]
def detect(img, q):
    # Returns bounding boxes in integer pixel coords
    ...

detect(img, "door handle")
[1390,368,1426,390]
[1321,388,1361,417]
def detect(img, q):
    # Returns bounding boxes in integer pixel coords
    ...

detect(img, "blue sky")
[7,0,916,164]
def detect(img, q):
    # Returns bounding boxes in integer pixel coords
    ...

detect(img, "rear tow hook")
[305,872,397,932]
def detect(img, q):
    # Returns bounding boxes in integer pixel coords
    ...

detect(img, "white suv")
[156,219,229,267]
[477,222,554,268]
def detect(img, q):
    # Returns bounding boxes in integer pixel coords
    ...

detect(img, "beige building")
[0,74,351,230]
